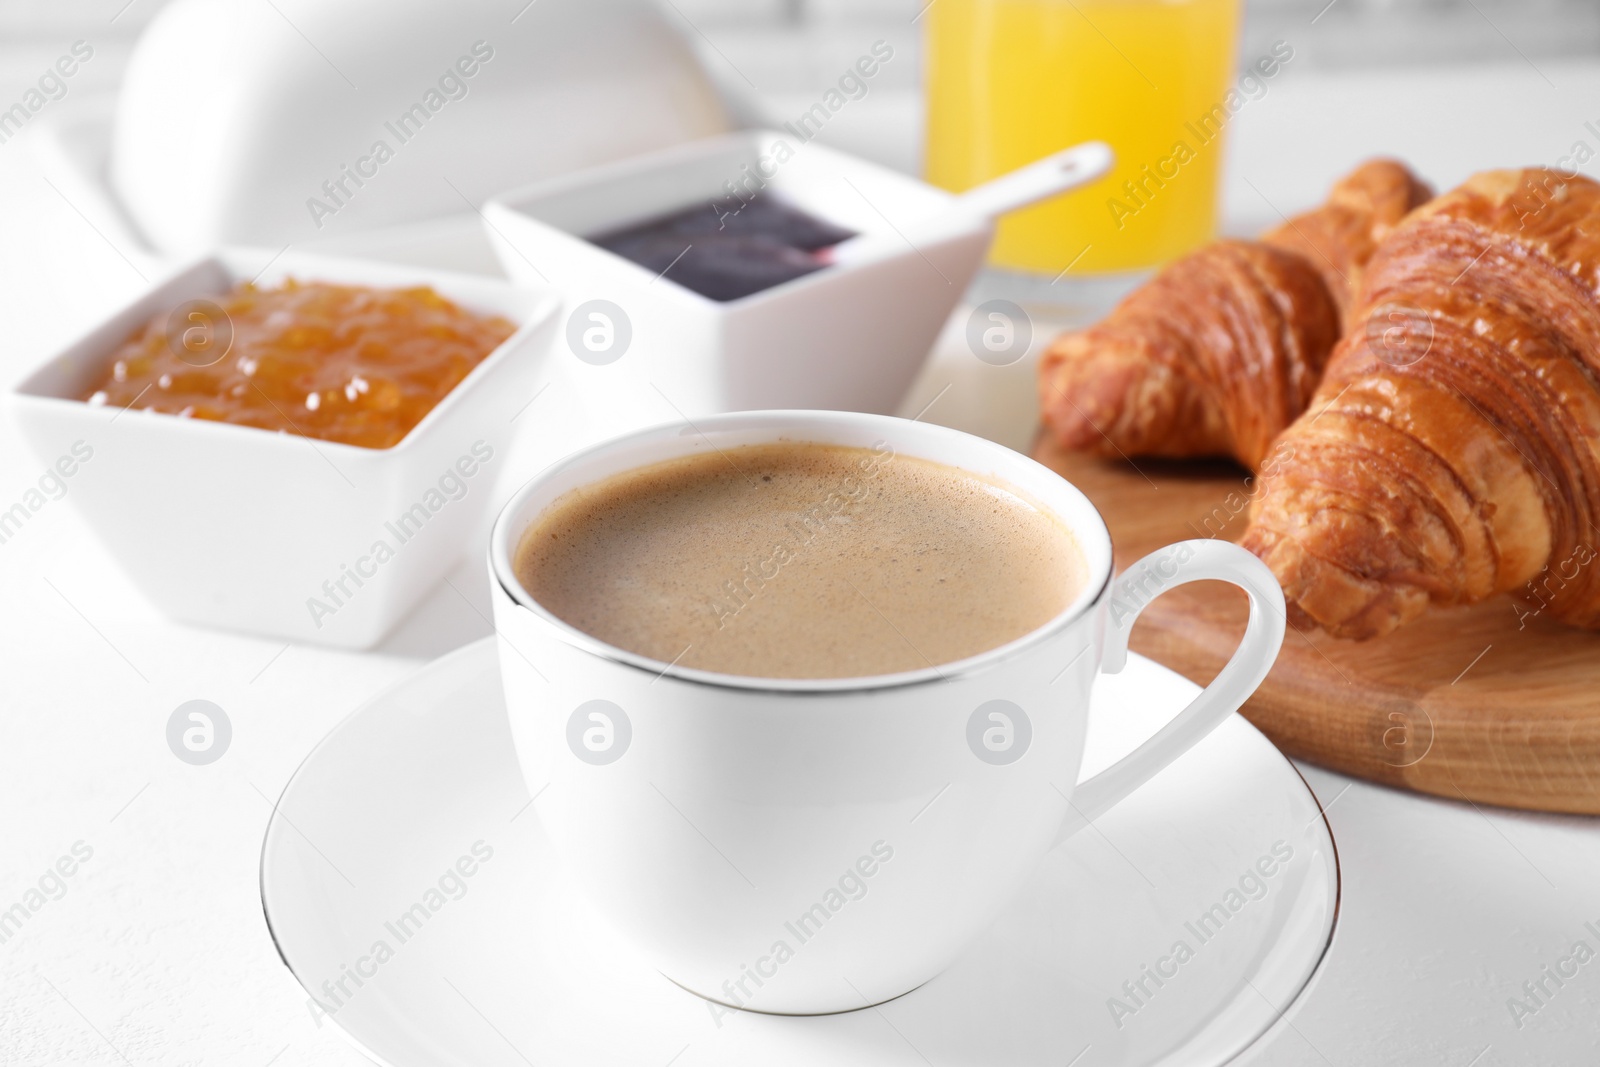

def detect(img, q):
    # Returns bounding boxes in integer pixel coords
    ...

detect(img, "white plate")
[260,638,1338,1067]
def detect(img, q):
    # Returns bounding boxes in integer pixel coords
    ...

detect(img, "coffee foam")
[514,442,1085,679]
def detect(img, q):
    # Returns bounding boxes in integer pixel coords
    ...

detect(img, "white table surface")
[3,60,1599,1067]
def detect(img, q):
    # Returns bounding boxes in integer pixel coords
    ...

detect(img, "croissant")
[1038,159,1431,469]
[1242,167,1600,639]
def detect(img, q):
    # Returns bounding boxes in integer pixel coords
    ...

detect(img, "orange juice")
[925,0,1243,275]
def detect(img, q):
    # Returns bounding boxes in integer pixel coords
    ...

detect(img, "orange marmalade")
[83,279,516,449]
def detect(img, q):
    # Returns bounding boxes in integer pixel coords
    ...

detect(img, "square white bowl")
[8,248,562,649]
[482,130,993,445]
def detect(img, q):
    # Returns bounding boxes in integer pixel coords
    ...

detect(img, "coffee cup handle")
[1057,539,1286,839]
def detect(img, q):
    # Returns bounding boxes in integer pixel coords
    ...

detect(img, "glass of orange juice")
[925,0,1243,277]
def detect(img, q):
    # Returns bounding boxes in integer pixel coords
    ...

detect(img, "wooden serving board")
[1031,435,1600,815]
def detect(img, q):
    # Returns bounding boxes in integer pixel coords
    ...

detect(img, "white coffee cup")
[488,410,1285,1016]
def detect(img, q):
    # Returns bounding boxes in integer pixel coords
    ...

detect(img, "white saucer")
[261,639,1338,1067]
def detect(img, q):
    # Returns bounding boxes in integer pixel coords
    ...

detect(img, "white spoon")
[822,140,1115,265]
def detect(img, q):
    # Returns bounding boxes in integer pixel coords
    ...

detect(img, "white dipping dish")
[481,130,994,443]
[7,249,560,649]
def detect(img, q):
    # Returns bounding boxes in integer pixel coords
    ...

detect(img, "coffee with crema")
[513,442,1086,679]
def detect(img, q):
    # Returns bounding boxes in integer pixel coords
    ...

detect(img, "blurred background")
[3,0,1597,368]
[4,0,1598,98]
[3,0,1593,252]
